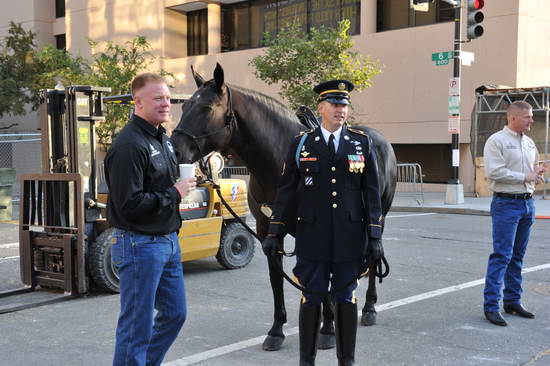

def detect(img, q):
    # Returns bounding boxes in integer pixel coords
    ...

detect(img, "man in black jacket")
[262,80,383,366]
[105,73,196,366]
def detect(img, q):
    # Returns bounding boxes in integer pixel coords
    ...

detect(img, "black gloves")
[262,235,279,256]
[367,238,384,262]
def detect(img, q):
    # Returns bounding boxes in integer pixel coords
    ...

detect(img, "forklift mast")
[19,86,110,295]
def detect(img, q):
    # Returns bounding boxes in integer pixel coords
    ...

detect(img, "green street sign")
[432,51,454,65]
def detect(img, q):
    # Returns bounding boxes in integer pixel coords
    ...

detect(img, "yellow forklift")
[14,86,255,299]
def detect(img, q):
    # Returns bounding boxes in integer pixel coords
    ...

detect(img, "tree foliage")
[0,22,40,117]
[0,23,170,144]
[250,19,382,112]
[87,37,171,145]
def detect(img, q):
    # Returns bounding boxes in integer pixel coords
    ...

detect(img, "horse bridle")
[173,86,237,159]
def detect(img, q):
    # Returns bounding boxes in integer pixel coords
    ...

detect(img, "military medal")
[348,155,354,173]
[348,155,360,173]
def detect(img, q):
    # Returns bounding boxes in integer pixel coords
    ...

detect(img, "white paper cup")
[179,164,195,180]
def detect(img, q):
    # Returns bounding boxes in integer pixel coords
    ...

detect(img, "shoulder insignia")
[295,128,315,138]
[348,127,367,136]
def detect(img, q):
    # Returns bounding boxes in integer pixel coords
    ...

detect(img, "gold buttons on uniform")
[332,203,337,208]
[297,217,301,221]
[332,192,337,196]
[331,179,336,183]
[306,168,309,172]
[331,166,336,171]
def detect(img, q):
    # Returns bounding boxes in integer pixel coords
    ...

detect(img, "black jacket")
[268,126,382,262]
[105,115,181,235]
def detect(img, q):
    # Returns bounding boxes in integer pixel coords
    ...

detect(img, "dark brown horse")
[171,63,397,351]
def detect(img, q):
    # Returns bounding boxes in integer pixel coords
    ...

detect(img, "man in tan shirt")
[482,101,547,326]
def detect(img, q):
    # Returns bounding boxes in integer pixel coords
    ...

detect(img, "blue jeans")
[483,197,535,312]
[293,257,361,305]
[111,230,186,366]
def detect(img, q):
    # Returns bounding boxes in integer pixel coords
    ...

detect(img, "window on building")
[377,0,454,32]
[221,0,361,53]
[55,0,66,18]
[187,9,208,56]
[55,34,66,50]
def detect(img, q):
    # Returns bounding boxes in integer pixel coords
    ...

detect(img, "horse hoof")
[317,333,336,349]
[361,311,377,326]
[262,335,285,351]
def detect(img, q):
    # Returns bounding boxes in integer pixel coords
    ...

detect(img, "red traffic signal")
[467,0,485,40]
[472,0,484,10]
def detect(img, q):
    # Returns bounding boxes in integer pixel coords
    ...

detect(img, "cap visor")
[325,97,350,105]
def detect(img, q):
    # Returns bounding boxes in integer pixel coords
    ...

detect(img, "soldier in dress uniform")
[262,80,384,366]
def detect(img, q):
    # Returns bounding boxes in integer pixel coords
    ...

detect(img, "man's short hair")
[131,73,166,96]
[507,100,532,117]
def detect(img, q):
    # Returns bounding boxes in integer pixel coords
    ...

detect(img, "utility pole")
[445,1,465,204]
[422,0,484,203]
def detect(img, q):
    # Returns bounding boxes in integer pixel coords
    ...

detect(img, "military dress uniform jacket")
[105,115,182,235]
[268,126,383,263]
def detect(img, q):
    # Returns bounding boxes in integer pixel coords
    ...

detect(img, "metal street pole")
[445,1,465,204]
[451,4,461,184]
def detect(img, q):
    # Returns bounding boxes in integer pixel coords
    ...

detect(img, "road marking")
[163,262,550,366]
[387,213,437,218]
[0,242,18,249]
[0,256,19,262]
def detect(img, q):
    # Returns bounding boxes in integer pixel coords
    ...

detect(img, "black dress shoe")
[503,303,535,319]
[484,311,507,326]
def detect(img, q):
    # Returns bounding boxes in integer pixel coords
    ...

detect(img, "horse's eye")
[201,106,212,113]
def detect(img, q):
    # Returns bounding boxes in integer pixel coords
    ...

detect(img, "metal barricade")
[396,163,424,205]
[0,133,42,199]
[221,166,250,179]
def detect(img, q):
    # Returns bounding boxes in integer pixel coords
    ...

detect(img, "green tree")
[250,19,382,112]
[0,22,89,117]
[87,37,172,145]
[0,22,40,117]
[1,23,171,144]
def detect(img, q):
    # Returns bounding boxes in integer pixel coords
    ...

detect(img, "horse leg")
[360,263,378,326]
[262,254,287,351]
[318,295,336,349]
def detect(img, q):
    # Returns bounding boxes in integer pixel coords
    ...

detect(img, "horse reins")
[176,84,390,296]
[173,86,237,159]
[213,184,390,296]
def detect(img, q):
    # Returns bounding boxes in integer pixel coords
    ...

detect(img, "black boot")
[335,302,358,366]
[299,303,321,366]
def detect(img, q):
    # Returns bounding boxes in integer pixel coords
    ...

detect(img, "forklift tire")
[216,222,255,269]
[89,227,120,293]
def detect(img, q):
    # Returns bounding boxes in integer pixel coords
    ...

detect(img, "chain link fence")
[0,133,42,199]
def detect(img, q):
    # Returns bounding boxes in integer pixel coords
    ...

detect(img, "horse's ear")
[191,65,205,87]
[213,63,224,91]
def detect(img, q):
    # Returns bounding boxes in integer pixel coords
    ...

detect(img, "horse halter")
[173,86,237,159]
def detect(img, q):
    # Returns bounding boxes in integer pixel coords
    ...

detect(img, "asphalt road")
[0,213,549,366]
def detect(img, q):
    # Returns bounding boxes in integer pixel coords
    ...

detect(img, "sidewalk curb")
[390,206,490,216]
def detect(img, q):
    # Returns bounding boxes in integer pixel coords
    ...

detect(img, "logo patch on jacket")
[166,140,174,153]
[149,144,161,157]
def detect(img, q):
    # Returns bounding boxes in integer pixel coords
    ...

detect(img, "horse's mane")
[230,84,302,128]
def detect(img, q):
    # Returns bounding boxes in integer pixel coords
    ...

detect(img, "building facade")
[2,0,550,193]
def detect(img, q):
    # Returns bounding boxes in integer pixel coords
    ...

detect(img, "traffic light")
[467,0,485,40]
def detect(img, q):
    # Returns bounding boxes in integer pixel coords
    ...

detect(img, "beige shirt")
[484,126,540,193]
